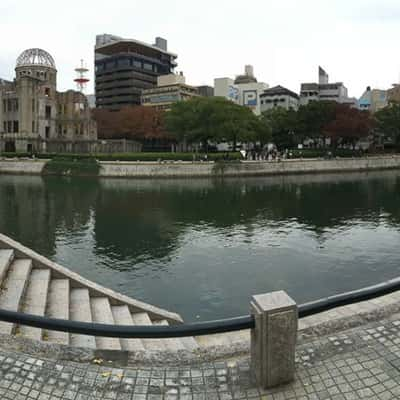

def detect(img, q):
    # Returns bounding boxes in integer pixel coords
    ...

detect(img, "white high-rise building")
[214,65,268,115]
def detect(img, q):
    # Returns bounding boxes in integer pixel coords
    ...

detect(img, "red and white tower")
[74,59,90,92]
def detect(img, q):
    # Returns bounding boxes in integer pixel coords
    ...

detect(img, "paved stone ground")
[1,316,400,399]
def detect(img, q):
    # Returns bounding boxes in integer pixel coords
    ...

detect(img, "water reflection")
[0,171,400,321]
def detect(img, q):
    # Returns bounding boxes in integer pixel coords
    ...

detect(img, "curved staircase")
[0,234,202,353]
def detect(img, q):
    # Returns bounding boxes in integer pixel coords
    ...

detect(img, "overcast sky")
[1,0,400,98]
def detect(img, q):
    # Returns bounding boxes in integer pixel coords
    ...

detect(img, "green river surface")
[1,171,400,322]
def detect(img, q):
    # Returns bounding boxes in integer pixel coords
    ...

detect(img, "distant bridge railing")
[0,275,399,388]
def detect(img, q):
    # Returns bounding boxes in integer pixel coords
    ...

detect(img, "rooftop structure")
[16,48,56,69]
[74,60,90,93]
[234,65,258,84]
[95,34,178,109]
[260,85,299,112]
[300,66,353,106]
[196,85,214,97]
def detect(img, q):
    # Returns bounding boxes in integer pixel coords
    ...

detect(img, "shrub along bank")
[42,157,100,176]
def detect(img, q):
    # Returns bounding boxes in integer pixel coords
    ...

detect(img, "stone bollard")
[250,291,298,389]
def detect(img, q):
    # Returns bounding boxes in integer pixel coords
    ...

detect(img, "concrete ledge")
[2,156,400,178]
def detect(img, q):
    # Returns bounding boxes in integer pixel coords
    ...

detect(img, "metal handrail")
[0,275,399,338]
[0,309,254,338]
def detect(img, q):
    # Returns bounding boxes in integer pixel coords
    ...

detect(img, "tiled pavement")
[1,316,400,399]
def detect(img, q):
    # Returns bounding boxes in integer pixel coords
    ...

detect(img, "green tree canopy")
[260,107,297,149]
[165,97,264,150]
[375,101,400,147]
[296,101,336,141]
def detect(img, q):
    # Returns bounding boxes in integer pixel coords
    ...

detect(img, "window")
[32,120,35,133]
[13,121,18,133]
[32,99,35,113]
[133,60,142,68]
[45,88,50,97]
[118,58,131,67]
[74,103,85,112]
[143,62,153,71]
[45,106,51,119]
[3,122,6,132]
[7,121,12,133]
[106,61,115,69]
[3,100,6,112]
[45,126,50,138]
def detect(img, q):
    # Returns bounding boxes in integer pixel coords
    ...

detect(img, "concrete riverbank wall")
[99,155,400,177]
[0,159,47,175]
[1,155,400,178]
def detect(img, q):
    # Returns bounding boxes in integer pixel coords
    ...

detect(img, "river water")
[0,171,400,321]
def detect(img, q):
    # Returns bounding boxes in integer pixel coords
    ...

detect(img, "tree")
[165,97,263,151]
[218,101,266,151]
[375,102,400,147]
[260,107,297,150]
[92,106,168,141]
[323,104,374,148]
[296,101,336,144]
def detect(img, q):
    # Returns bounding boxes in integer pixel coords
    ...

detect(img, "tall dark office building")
[95,34,177,109]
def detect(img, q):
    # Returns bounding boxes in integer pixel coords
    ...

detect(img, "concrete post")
[250,291,298,389]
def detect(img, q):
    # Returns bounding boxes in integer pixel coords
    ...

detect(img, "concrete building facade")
[95,34,177,109]
[300,66,355,106]
[214,65,268,115]
[260,85,299,112]
[141,73,199,111]
[0,48,97,153]
[196,85,214,97]
[358,87,388,113]
[388,84,400,103]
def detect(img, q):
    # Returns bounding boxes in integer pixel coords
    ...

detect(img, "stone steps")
[112,305,145,351]
[20,268,51,341]
[91,297,121,351]
[0,259,32,335]
[0,238,202,353]
[46,279,70,345]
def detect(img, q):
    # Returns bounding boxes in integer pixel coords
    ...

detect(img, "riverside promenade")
[0,313,400,399]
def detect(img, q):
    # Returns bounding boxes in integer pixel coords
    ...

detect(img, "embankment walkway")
[0,313,399,399]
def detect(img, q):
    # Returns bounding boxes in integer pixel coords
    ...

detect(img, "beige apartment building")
[141,73,199,110]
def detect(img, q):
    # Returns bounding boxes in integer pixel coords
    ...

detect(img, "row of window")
[18,70,49,80]
[2,99,19,113]
[261,98,288,105]
[96,58,170,74]
[57,124,86,136]
[3,121,19,133]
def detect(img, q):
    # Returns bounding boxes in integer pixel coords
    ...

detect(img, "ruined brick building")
[0,48,97,153]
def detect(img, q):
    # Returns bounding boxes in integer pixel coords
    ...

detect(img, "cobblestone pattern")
[1,317,400,399]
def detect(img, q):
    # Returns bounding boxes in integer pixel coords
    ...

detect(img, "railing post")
[250,291,298,388]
